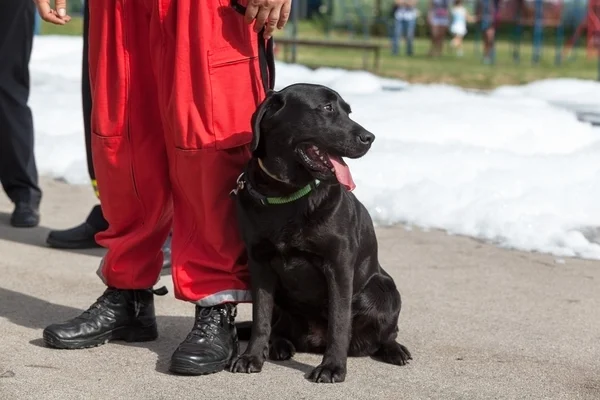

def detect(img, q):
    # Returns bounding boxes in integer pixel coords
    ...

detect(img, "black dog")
[229,83,411,383]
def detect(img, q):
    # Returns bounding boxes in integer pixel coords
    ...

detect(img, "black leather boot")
[43,286,168,349]
[10,201,40,228]
[169,303,239,376]
[46,204,107,249]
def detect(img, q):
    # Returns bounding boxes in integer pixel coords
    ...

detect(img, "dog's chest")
[270,241,327,304]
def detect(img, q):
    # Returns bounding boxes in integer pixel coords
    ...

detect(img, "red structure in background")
[473,0,598,60]
[475,0,564,26]
[585,0,600,56]
[497,0,563,26]
[564,0,600,58]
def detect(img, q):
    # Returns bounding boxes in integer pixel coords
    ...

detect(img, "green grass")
[40,17,598,89]
[40,17,83,36]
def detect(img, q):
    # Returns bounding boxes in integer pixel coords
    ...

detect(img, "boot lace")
[188,305,236,341]
[79,288,122,319]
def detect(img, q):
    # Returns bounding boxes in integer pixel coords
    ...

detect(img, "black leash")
[229,1,278,205]
[231,0,276,92]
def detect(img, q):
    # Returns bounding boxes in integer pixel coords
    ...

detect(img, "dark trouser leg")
[81,0,108,231]
[406,19,416,56]
[46,0,109,247]
[46,0,172,268]
[0,0,41,209]
[82,0,95,191]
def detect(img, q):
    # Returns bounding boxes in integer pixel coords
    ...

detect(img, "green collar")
[230,172,321,206]
[264,179,321,204]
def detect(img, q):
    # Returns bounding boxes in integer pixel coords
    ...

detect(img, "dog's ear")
[250,91,285,157]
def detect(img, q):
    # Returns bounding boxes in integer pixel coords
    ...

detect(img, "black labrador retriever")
[229,83,412,383]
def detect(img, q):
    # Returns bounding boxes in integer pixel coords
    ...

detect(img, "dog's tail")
[235,321,253,341]
[371,341,412,366]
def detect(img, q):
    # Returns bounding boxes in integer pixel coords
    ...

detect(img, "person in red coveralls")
[35,0,290,376]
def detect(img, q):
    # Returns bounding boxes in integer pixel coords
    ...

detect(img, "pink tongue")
[328,155,356,191]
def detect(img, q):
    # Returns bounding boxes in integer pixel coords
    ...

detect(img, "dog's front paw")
[229,353,265,374]
[269,337,296,361]
[308,362,347,383]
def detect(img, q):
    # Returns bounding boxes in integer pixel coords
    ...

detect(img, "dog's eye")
[323,104,333,112]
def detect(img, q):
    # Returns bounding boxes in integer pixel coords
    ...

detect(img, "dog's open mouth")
[298,144,356,191]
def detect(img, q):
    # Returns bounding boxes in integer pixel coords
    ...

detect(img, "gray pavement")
[0,178,599,400]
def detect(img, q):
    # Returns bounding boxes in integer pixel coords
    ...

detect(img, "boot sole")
[43,324,158,350]
[169,343,239,376]
[46,236,101,249]
[168,358,231,376]
[11,220,40,228]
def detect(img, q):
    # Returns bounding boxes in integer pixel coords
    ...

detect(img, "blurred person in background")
[391,0,418,56]
[427,0,451,56]
[479,0,500,63]
[0,0,42,228]
[44,0,172,269]
[449,0,475,56]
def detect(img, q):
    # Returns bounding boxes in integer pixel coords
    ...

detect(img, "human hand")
[244,0,292,40]
[34,0,71,25]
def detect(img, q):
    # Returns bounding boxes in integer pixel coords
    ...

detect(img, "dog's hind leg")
[349,272,412,365]
[372,340,412,366]
[268,306,327,360]
[269,336,296,361]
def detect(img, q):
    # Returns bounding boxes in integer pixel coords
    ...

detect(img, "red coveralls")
[88,0,266,305]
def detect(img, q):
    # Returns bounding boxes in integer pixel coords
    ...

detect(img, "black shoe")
[169,303,239,376]
[43,286,168,349]
[162,232,172,270]
[46,205,107,249]
[10,202,40,228]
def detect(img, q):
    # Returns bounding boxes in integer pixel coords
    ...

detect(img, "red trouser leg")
[149,0,265,305]
[90,0,264,304]
[88,0,173,289]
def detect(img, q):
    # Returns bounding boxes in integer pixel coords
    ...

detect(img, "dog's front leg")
[309,260,354,383]
[229,256,276,374]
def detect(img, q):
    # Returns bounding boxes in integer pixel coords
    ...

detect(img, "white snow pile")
[28,35,600,260]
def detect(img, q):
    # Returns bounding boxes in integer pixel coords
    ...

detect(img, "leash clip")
[229,172,246,197]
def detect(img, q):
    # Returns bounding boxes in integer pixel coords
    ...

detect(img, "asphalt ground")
[1,178,599,400]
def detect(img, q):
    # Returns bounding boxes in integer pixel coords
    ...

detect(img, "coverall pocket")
[207,44,263,150]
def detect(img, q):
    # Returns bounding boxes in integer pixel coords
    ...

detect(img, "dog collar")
[230,172,321,205]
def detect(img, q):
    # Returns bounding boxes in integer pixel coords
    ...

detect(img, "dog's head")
[250,83,375,190]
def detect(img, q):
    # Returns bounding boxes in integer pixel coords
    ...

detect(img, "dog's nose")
[358,131,375,145]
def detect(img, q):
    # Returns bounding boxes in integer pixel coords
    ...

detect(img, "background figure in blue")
[479,0,501,64]
[450,0,475,56]
[45,0,172,268]
[0,0,42,228]
[391,0,418,56]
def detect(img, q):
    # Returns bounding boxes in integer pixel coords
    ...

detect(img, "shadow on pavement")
[0,211,106,258]
[0,212,172,277]
[0,287,313,377]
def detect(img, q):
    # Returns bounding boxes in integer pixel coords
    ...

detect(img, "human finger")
[34,1,66,25]
[55,0,69,19]
[244,0,260,24]
[263,5,281,39]
[277,0,291,29]
[254,5,270,33]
